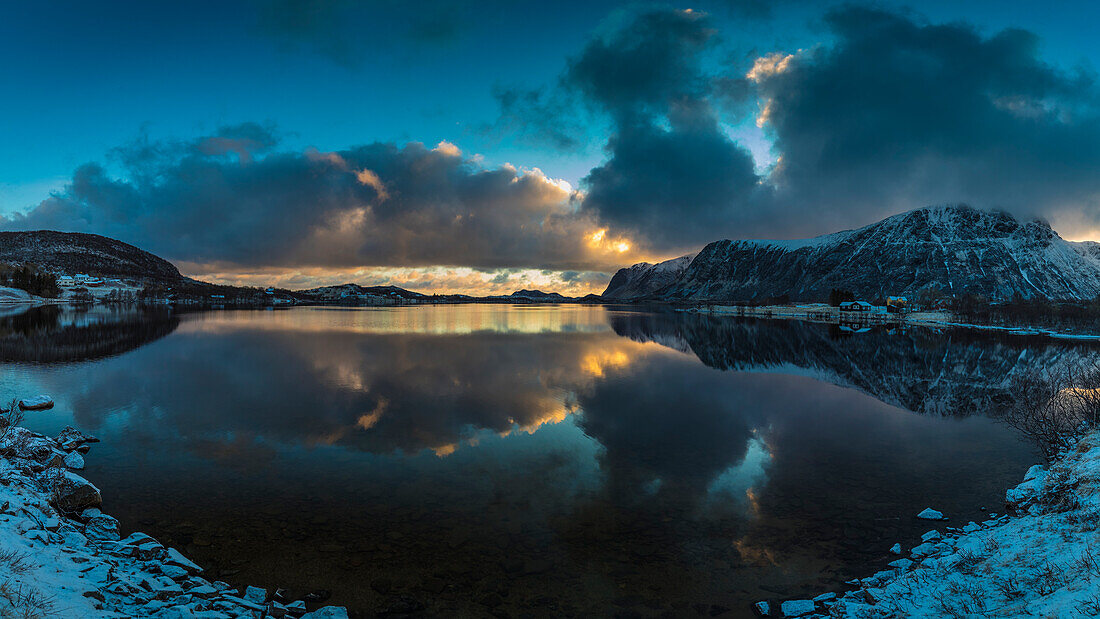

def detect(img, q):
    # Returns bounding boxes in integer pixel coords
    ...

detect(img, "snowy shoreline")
[693,303,1100,341]
[0,420,348,619]
[755,431,1100,617]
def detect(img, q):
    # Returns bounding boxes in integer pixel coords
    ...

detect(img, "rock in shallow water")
[18,395,53,410]
[916,508,944,520]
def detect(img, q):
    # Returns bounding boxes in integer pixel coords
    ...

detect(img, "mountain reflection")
[9,306,1041,613]
[0,305,178,362]
[610,311,1100,417]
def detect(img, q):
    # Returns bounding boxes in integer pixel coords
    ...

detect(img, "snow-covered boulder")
[780,600,815,616]
[56,426,99,451]
[1006,464,1048,508]
[916,507,944,520]
[752,600,770,616]
[889,543,902,554]
[18,395,54,410]
[887,558,913,570]
[39,468,102,512]
[63,451,85,470]
[83,508,121,541]
[301,608,350,619]
[0,426,63,465]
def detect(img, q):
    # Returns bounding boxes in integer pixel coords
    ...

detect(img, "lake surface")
[2,304,1056,617]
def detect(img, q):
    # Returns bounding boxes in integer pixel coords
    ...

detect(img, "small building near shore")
[839,300,876,312]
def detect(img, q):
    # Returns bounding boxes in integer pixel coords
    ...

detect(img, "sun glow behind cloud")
[177,263,619,297]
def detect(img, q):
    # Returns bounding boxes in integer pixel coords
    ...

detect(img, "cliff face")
[605,205,1100,302]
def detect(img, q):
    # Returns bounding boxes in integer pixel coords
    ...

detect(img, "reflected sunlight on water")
[1,304,1051,617]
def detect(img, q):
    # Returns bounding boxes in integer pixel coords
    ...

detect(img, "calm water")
[2,304,1058,617]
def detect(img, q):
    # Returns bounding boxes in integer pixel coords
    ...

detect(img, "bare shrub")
[1078,593,1100,616]
[0,580,58,619]
[1002,365,1100,460]
[0,400,22,442]
[0,550,33,576]
[1077,547,1100,579]
[1028,561,1069,596]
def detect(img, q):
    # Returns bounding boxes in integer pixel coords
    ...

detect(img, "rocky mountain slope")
[601,253,695,299]
[0,231,182,282]
[607,205,1100,302]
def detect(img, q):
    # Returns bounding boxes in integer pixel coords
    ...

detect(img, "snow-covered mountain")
[607,205,1100,302]
[601,253,695,299]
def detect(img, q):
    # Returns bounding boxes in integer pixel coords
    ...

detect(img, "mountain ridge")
[604,205,1100,302]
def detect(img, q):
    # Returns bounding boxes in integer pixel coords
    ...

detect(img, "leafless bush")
[1076,547,1100,579]
[1028,561,1069,596]
[0,400,21,442]
[954,549,984,575]
[0,580,58,619]
[1078,592,1100,616]
[0,550,33,576]
[993,575,1024,600]
[935,580,989,617]
[1002,365,1100,460]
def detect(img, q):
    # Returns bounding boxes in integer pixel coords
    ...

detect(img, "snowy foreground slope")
[781,431,1100,618]
[606,205,1100,302]
[0,424,345,619]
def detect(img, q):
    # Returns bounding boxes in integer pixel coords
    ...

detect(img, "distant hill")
[605,205,1100,302]
[0,231,182,282]
[509,289,567,300]
[299,283,426,300]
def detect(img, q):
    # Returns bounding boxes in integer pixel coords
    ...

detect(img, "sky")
[4,0,1100,295]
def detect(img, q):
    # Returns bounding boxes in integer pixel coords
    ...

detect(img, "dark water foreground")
[2,304,1064,617]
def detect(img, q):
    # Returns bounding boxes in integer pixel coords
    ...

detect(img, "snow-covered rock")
[888,543,901,554]
[779,599,815,616]
[64,451,85,470]
[825,430,1100,618]
[57,425,99,451]
[916,507,944,520]
[0,421,350,618]
[40,468,102,512]
[301,608,350,619]
[18,395,54,410]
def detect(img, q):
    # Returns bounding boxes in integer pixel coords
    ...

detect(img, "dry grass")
[0,581,57,619]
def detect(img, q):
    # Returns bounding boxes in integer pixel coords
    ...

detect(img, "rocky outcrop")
[602,253,695,299]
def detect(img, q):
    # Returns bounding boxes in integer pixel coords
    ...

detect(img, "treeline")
[0,264,59,298]
[954,293,1100,329]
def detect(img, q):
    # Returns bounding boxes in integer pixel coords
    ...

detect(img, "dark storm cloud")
[560,8,768,248]
[747,6,1100,234]
[581,99,767,246]
[0,125,637,271]
[497,5,1100,250]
